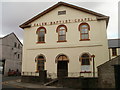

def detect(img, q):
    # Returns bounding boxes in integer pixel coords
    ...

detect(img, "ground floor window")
[36,55,45,72]
[80,53,91,72]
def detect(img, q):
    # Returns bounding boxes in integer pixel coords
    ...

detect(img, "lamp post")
[91,55,95,77]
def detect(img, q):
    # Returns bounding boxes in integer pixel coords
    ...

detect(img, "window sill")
[112,55,117,56]
[81,64,90,65]
[36,42,45,44]
[57,40,67,43]
[80,71,91,73]
[80,39,90,41]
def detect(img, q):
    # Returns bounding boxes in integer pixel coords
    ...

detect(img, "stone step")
[44,78,58,86]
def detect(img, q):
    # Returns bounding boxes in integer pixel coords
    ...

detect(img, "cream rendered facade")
[21,2,109,78]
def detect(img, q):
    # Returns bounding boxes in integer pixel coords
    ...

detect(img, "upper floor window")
[112,48,117,56]
[14,42,17,47]
[18,54,20,59]
[56,25,67,42]
[79,23,90,41]
[36,27,46,43]
[18,44,20,49]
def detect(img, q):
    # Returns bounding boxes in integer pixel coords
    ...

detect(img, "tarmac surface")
[1,76,77,90]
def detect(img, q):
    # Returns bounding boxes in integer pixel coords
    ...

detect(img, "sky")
[0,0,120,43]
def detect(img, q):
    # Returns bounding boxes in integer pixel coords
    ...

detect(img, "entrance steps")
[44,78,58,86]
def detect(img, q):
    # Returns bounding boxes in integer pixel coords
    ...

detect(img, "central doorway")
[56,54,69,78]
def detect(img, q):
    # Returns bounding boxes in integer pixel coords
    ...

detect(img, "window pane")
[59,35,65,41]
[112,48,117,56]
[37,60,44,71]
[81,29,88,33]
[59,27,65,30]
[39,37,44,42]
[82,59,90,65]
[81,25,88,28]
[38,32,45,42]
[81,34,88,39]
[40,32,45,37]
[81,65,90,72]
[59,30,65,35]
[40,29,45,31]
[84,34,88,39]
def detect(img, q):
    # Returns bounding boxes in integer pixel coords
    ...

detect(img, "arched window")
[80,53,91,72]
[56,25,67,42]
[36,27,46,43]
[36,55,46,72]
[81,53,90,65]
[79,23,90,41]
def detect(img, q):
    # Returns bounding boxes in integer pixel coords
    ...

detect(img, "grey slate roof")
[108,39,120,48]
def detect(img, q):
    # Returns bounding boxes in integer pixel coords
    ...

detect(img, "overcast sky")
[0,0,119,43]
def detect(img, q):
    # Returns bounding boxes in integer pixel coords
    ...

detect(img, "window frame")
[14,42,17,48]
[18,54,20,59]
[79,23,90,41]
[36,27,46,44]
[56,25,67,42]
[80,53,91,73]
[81,54,90,65]
[36,55,46,72]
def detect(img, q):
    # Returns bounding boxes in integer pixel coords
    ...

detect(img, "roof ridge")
[2,32,23,46]
[19,1,109,29]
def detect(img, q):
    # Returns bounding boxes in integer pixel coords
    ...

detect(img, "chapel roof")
[19,2,109,29]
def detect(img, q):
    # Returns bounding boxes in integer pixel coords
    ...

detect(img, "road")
[1,76,78,90]
[2,76,22,89]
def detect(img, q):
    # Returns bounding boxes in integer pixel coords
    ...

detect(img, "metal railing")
[21,72,98,78]
[80,72,98,77]
[21,72,39,76]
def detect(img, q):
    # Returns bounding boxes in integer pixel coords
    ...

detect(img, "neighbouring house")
[20,2,109,79]
[0,33,22,76]
[97,55,120,88]
[108,39,120,60]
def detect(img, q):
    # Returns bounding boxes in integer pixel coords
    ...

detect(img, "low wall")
[58,77,98,89]
[21,76,40,83]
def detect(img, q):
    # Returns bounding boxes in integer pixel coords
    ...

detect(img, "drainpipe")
[91,55,95,77]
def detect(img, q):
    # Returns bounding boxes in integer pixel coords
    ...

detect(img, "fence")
[22,72,98,79]
[21,72,39,76]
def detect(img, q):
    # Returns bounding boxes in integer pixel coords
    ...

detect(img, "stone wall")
[97,55,120,88]
[58,77,98,89]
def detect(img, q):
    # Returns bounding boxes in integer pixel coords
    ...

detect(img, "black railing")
[22,72,98,78]
[22,72,39,76]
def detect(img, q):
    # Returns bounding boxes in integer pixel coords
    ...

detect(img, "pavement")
[2,79,62,89]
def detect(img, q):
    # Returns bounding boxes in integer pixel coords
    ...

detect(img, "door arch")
[56,54,69,78]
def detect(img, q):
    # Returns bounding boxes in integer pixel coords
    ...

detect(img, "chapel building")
[20,2,109,78]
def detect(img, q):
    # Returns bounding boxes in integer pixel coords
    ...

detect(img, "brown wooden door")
[57,61,68,78]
